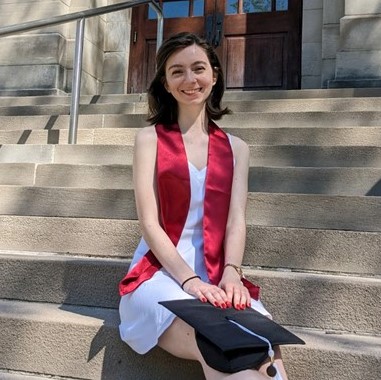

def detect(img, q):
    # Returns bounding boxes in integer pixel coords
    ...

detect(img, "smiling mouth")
[182,88,201,95]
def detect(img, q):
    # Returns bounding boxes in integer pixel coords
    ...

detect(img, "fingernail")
[214,301,219,307]
[201,297,207,303]
[221,303,226,309]
[241,304,246,309]
[226,301,232,308]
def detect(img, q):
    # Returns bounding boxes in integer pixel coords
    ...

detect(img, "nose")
[184,69,196,83]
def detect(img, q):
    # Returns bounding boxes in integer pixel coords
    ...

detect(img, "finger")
[223,284,234,306]
[232,286,250,310]
[203,287,228,308]
[245,289,252,307]
[232,287,244,310]
[195,289,207,303]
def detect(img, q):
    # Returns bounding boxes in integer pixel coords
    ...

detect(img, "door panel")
[218,0,302,89]
[225,34,285,88]
[128,0,302,92]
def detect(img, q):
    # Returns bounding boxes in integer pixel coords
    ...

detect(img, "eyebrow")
[167,61,208,71]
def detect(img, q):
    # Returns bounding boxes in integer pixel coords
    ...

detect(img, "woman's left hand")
[218,269,251,310]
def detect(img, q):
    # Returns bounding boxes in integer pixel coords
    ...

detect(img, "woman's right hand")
[182,277,230,308]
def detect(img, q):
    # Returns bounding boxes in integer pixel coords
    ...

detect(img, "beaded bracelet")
[181,275,201,290]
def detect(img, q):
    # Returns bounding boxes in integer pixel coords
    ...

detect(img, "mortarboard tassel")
[228,319,278,378]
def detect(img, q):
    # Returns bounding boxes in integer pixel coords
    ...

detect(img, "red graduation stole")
[119,122,260,300]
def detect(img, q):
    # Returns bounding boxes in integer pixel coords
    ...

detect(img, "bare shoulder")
[135,125,157,148]
[229,134,249,160]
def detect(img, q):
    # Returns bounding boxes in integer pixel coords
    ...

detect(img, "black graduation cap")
[159,299,305,376]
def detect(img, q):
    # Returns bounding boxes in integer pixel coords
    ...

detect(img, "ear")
[161,76,171,93]
[212,69,218,86]
[164,81,171,93]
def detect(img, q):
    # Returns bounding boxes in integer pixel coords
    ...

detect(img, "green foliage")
[228,0,288,13]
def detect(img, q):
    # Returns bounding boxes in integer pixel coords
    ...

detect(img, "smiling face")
[164,44,217,111]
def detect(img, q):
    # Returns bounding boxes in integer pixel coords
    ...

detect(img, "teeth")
[183,89,200,94]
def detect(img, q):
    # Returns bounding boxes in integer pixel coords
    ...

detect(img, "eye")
[194,66,205,73]
[171,69,183,76]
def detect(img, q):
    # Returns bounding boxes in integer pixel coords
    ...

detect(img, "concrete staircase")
[0,88,380,380]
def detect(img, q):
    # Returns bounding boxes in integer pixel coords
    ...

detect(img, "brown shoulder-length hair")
[147,32,231,125]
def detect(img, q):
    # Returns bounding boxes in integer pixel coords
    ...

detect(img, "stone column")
[0,0,131,95]
[301,0,323,89]
[101,0,131,94]
[63,0,131,94]
[0,0,69,95]
[328,0,381,88]
[321,0,344,87]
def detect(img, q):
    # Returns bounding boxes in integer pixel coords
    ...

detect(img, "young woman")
[119,32,288,380]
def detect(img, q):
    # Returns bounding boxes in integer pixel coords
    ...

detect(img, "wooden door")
[128,0,302,93]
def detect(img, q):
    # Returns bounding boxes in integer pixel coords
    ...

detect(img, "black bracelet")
[181,275,201,290]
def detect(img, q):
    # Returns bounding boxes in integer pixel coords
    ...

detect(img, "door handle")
[213,13,223,47]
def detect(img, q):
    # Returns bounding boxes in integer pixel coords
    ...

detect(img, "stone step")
[0,145,133,164]
[3,162,379,195]
[0,115,106,131]
[0,128,137,145]
[1,251,380,335]
[2,126,381,147]
[0,299,203,380]
[0,94,143,107]
[248,145,381,167]
[3,93,381,110]
[1,186,380,231]
[221,87,381,100]
[101,111,381,129]
[225,97,381,113]
[63,111,381,130]
[0,299,380,380]
[0,129,94,145]
[26,164,381,195]
[249,167,381,195]
[3,97,381,116]
[1,111,381,132]
[247,192,381,232]
[0,163,36,186]
[2,144,381,167]
[0,217,380,275]
[2,88,381,107]
[225,126,381,147]
[0,102,148,116]
[0,163,133,188]
[0,372,69,380]
[0,186,136,220]
[35,164,133,189]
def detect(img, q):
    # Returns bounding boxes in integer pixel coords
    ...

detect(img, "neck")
[177,106,208,134]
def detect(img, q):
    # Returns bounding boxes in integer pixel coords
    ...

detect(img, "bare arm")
[133,127,194,283]
[218,135,251,309]
[133,127,229,306]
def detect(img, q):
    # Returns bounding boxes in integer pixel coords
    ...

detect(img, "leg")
[158,317,270,380]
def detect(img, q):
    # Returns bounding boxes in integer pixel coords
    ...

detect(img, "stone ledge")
[0,299,380,380]
[328,78,381,88]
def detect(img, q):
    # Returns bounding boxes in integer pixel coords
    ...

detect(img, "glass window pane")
[243,0,271,13]
[226,0,238,15]
[226,0,273,14]
[276,0,288,11]
[149,1,190,19]
[193,0,204,16]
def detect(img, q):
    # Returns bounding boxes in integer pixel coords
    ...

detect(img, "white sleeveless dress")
[119,153,270,354]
